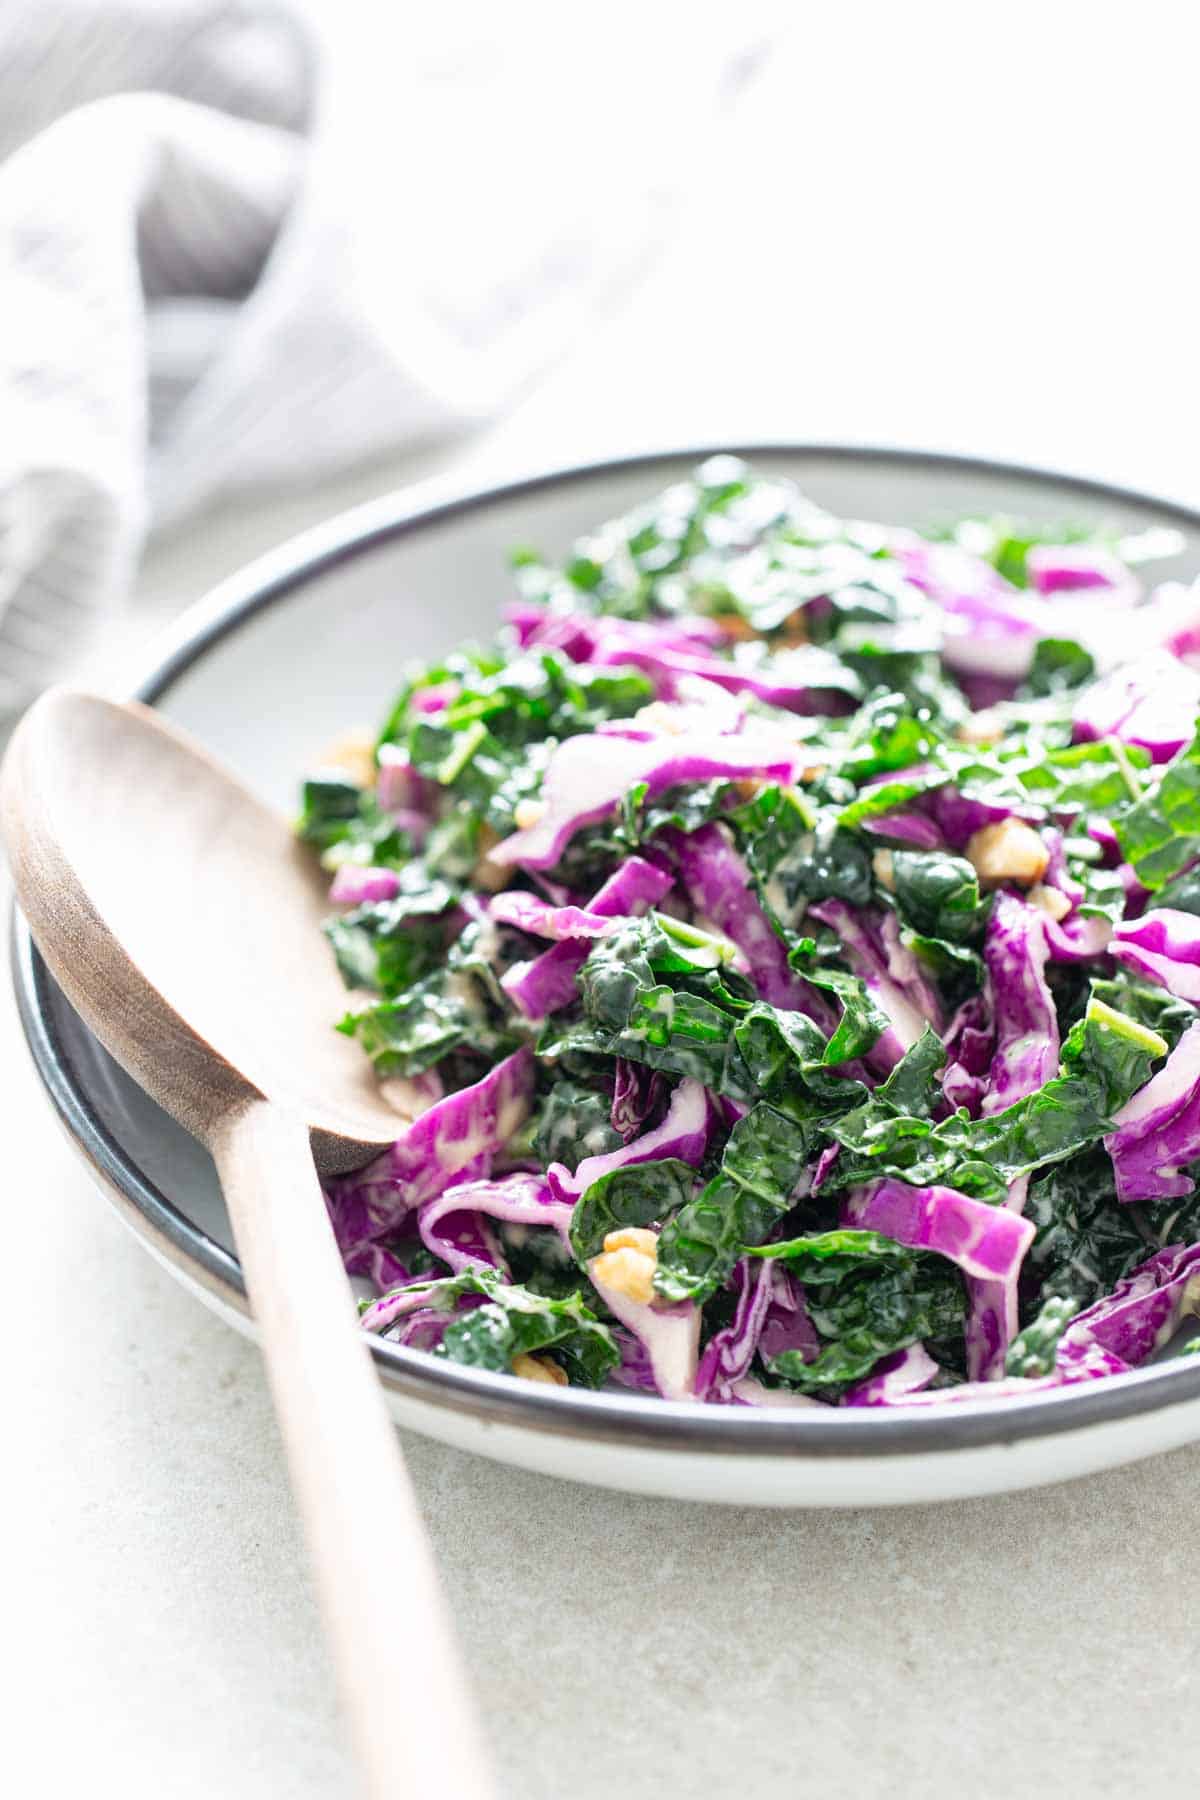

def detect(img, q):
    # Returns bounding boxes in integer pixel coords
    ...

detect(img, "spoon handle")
[212,1100,496,1800]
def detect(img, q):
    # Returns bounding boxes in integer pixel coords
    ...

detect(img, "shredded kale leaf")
[771,1259,966,1396]
[1024,1148,1200,1314]
[570,1160,697,1265]
[1021,637,1095,698]
[442,1286,619,1387]
[1005,1293,1079,1378]
[323,866,458,999]
[747,1228,917,1282]
[655,1104,817,1304]
[1115,719,1200,890]
[337,920,526,1076]
[731,785,874,921]
[532,1082,623,1170]
[890,850,989,945]
[298,778,412,865]
[572,913,885,1102]
[824,1001,1164,1200]
[370,1268,619,1387]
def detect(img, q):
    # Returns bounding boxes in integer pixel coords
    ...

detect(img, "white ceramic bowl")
[14,445,1200,1506]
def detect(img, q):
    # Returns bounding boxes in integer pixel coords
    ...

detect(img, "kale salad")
[299,458,1200,1408]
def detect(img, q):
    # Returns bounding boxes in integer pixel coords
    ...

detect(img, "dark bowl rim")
[13,440,1200,1462]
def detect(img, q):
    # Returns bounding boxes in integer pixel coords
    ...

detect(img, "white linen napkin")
[0,2,780,723]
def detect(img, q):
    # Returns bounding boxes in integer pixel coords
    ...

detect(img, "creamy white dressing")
[763,872,795,923]
[445,970,488,1022]
[470,916,503,965]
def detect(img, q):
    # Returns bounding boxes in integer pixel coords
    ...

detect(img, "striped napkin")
[0,2,779,725]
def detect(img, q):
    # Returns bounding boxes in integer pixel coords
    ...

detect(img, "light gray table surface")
[8,18,1200,1785]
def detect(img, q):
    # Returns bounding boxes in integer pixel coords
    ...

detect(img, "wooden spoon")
[2,689,496,1800]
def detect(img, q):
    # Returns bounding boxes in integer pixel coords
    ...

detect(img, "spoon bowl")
[5,690,400,1169]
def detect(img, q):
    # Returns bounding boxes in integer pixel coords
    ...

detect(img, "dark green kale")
[772,812,874,915]
[633,780,735,843]
[1005,1292,1079,1378]
[724,783,873,924]
[1116,721,1200,890]
[512,454,847,627]
[338,975,478,1076]
[889,850,989,945]
[365,1267,619,1385]
[532,1081,622,1169]
[1020,637,1095,698]
[495,1224,585,1300]
[1024,1147,1200,1314]
[572,913,886,1101]
[790,954,896,1067]
[380,647,653,849]
[746,1227,917,1283]
[837,770,946,829]
[1023,1150,1154,1309]
[820,1030,989,1194]
[298,779,408,864]
[1013,738,1148,812]
[571,921,753,1094]
[837,688,944,781]
[729,1003,870,1108]
[298,773,369,849]
[837,735,1147,833]
[956,1000,1163,1181]
[322,865,458,998]
[381,647,651,754]
[770,1258,965,1395]
[325,912,444,998]
[654,1104,815,1304]
[569,1159,697,1264]
[803,581,967,729]
[337,921,524,1076]
[869,1028,947,1112]
[823,1001,1165,1200]
[435,1271,620,1386]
